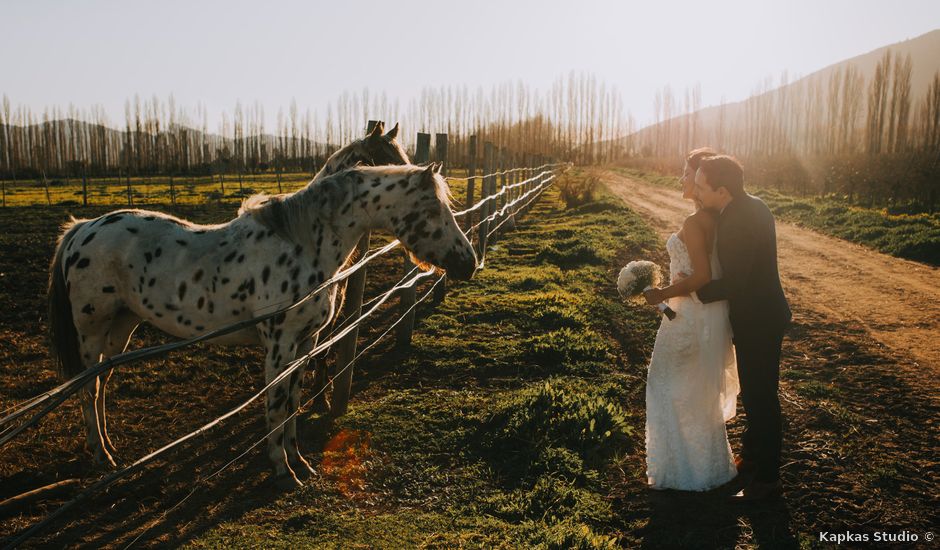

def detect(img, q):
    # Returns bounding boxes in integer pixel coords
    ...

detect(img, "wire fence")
[1,126,567,546]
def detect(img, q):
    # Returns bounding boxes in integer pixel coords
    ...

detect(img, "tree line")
[0,72,631,185]
[629,50,940,212]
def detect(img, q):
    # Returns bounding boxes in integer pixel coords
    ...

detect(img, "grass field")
[613,167,940,266]
[1,170,935,547]
[0,169,479,207]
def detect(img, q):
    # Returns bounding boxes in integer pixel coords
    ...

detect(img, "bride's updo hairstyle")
[698,155,745,198]
[685,147,717,170]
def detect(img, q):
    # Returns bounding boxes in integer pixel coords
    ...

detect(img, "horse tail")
[48,217,87,380]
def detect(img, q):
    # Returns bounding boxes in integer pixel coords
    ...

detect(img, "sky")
[2,0,939,129]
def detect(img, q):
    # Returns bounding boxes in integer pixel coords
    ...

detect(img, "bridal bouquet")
[617,261,676,320]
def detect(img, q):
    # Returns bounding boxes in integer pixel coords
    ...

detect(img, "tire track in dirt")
[600,169,940,375]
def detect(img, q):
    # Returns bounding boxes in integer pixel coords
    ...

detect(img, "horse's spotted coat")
[48,127,477,487]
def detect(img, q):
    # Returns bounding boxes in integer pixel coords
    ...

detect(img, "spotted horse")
[48,151,478,491]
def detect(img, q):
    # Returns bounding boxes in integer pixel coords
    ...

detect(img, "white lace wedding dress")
[645,233,740,491]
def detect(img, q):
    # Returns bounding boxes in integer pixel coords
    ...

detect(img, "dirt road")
[601,170,940,373]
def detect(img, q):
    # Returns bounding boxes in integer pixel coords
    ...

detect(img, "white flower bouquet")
[617,261,676,320]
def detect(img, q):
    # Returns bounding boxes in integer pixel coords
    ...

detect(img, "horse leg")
[96,370,116,456]
[76,333,114,467]
[310,356,331,414]
[286,336,316,480]
[263,335,301,490]
[96,310,140,458]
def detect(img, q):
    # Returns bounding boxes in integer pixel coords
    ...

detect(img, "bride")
[641,147,740,491]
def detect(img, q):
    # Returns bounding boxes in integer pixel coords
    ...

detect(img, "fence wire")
[1,164,565,548]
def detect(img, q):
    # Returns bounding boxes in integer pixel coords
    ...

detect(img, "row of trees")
[631,50,940,211]
[0,72,632,183]
[3,53,937,211]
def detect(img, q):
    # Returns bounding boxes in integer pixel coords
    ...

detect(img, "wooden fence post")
[534,155,545,215]
[435,133,448,176]
[465,135,477,232]
[126,169,133,206]
[396,131,431,349]
[80,165,87,207]
[495,148,508,240]
[507,152,517,229]
[331,120,381,416]
[478,142,494,255]
[433,133,448,305]
[415,132,431,165]
[524,156,535,217]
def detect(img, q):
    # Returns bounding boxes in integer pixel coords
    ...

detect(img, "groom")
[694,155,791,501]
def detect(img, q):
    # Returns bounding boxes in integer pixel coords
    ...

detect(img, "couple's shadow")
[640,488,797,549]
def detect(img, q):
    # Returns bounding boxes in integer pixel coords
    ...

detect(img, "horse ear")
[421,164,437,187]
[367,122,384,140]
[385,122,399,140]
[433,162,443,175]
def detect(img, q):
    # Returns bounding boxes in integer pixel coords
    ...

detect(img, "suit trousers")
[733,330,785,483]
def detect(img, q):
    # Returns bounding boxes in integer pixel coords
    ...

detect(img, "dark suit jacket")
[697,194,791,340]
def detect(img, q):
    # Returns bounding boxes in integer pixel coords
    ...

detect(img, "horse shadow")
[5,411,337,548]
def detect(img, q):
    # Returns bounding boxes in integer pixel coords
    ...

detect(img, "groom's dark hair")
[698,155,745,198]
[685,147,718,170]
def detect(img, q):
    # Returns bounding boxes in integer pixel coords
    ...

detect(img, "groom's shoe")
[728,479,783,502]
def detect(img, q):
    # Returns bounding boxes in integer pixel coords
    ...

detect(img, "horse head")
[380,163,477,281]
[319,122,409,178]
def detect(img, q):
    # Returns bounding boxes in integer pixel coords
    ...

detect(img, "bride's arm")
[648,214,712,302]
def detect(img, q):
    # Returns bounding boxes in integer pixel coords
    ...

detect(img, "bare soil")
[600,169,940,373]
[602,169,939,545]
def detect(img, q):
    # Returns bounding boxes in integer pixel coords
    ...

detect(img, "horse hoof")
[274,473,303,491]
[93,451,117,469]
[291,459,317,480]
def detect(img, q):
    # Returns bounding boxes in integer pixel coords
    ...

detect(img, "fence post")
[126,169,133,206]
[508,152,517,229]
[478,142,494,256]
[435,133,448,176]
[331,120,381,416]
[529,155,537,214]
[465,135,477,232]
[415,133,431,165]
[433,133,448,305]
[80,165,87,207]
[535,155,545,215]
[525,156,536,217]
[397,132,431,349]
[493,148,502,240]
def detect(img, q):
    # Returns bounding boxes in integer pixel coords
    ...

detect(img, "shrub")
[536,239,605,267]
[521,328,609,371]
[541,521,620,550]
[488,379,630,469]
[558,174,600,209]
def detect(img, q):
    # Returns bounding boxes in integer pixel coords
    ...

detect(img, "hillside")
[629,29,940,149]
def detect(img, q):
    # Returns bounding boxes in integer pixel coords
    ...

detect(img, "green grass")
[0,168,476,208]
[186,170,663,548]
[613,167,940,266]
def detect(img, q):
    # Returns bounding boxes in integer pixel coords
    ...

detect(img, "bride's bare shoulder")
[683,210,717,234]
